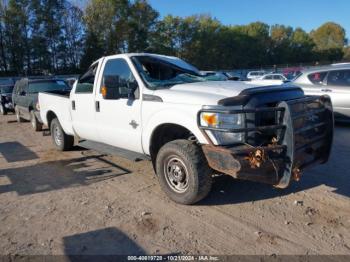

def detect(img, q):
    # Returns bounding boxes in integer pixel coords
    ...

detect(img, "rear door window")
[327,70,350,87]
[307,72,327,85]
[76,64,97,93]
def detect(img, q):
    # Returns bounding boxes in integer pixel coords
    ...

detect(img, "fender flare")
[142,108,208,155]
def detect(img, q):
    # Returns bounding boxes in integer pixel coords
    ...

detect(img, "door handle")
[71,100,76,110]
[321,89,332,92]
[95,101,100,112]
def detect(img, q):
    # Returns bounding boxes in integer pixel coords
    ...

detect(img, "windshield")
[131,56,225,89]
[28,80,70,93]
[0,85,14,94]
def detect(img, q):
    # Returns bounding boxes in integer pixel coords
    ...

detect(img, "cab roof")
[92,53,199,74]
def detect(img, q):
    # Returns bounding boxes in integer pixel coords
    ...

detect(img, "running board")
[78,140,150,162]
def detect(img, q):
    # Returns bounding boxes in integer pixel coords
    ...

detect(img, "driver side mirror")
[101,75,121,100]
[127,81,138,100]
[101,76,138,100]
[101,85,120,100]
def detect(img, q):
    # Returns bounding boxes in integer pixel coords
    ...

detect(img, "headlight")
[200,112,244,145]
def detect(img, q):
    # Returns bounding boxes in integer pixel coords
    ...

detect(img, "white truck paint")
[38,53,333,205]
[39,54,260,153]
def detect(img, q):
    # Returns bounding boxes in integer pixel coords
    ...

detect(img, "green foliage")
[311,22,346,50]
[311,22,346,62]
[0,1,348,75]
[81,0,158,66]
[343,46,350,61]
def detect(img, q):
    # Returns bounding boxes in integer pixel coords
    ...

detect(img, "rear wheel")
[0,104,7,115]
[15,106,24,122]
[50,118,74,151]
[156,139,212,205]
[30,111,43,131]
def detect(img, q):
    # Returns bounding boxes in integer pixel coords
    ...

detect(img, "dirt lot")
[0,113,350,256]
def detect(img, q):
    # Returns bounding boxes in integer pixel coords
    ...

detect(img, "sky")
[72,0,349,38]
[147,0,349,37]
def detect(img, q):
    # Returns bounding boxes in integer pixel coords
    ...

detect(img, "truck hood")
[153,81,262,105]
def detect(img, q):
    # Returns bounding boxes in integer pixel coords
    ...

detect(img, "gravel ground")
[0,113,349,257]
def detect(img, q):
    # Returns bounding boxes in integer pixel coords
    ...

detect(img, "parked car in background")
[282,67,303,80]
[65,77,78,88]
[246,70,266,80]
[201,71,246,81]
[200,71,229,81]
[39,53,333,205]
[221,71,247,81]
[293,64,350,122]
[12,78,71,131]
[250,73,288,86]
[0,83,15,115]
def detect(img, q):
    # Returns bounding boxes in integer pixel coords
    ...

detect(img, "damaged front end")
[198,87,333,188]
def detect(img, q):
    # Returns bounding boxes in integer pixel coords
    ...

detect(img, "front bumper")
[200,95,333,188]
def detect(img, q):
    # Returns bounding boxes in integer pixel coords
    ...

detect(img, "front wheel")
[156,139,212,205]
[0,104,7,115]
[50,118,74,151]
[30,111,43,131]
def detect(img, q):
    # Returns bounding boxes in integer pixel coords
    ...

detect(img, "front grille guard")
[198,95,334,187]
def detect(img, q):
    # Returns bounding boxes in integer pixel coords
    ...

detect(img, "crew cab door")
[324,69,350,118]
[94,57,143,153]
[301,71,328,96]
[70,63,99,141]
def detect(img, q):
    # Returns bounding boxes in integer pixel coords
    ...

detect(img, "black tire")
[50,118,74,151]
[156,139,212,205]
[30,111,43,131]
[0,104,7,115]
[15,106,24,122]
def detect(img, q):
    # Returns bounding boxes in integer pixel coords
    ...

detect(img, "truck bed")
[38,91,74,136]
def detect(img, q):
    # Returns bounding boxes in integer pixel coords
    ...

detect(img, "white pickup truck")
[39,53,334,204]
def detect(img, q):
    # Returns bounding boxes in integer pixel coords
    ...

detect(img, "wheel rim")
[164,155,189,193]
[53,124,63,146]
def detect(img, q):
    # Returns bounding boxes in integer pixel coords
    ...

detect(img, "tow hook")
[292,167,302,181]
[246,149,266,168]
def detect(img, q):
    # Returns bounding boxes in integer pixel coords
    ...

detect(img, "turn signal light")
[101,86,107,98]
[202,113,217,127]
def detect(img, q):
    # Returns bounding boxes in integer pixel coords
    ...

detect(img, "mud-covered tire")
[15,106,24,122]
[0,104,7,115]
[50,118,74,151]
[156,139,212,205]
[30,111,43,132]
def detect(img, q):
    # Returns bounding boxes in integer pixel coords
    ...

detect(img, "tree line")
[0,0,349,76]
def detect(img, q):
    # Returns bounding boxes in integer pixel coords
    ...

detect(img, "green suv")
[12,78,70,131]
